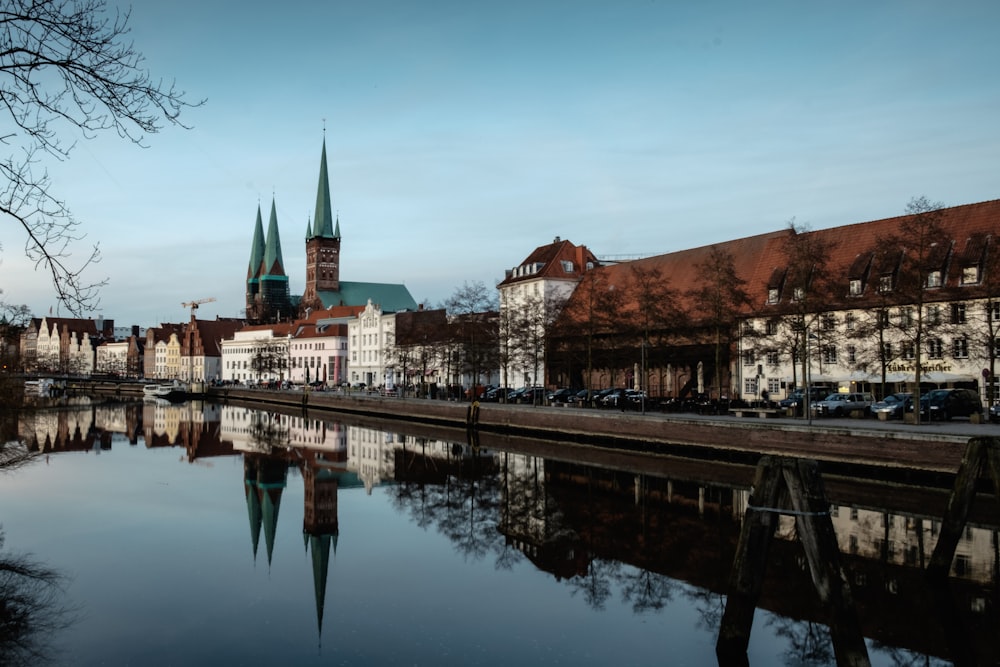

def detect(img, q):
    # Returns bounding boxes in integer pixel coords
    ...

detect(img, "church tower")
[302,138,341,311]
[245,205,265,322]
[246,198,291,323]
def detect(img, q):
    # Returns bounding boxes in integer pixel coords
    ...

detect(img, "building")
[545,198,1000,407]
[245,138,417,324]
[497,236,600,389]
[20,316,116,375]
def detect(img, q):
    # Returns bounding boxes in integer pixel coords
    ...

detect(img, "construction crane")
[181,297,216,318]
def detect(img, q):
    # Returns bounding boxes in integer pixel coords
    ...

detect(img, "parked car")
[870,393,912,419]
[518,387,547,404]
[990,402,1000,424]
[779,386,832,412]
[812,392,875,417]
[919,388,982,421]
[602,388,640,408]
[547,388,577,403]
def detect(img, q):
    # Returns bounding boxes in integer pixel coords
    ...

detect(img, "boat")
[143,382,188,402]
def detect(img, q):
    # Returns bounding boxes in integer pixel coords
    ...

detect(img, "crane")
[181,297,216,318]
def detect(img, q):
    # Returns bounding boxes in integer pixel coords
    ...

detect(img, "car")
[870,393,912,420]
[778,386,832,412]
[811,392,874,417]
[547,388,577,403]
[518,387,547,404]
[990,402,1000,424]
[919,388,982,421]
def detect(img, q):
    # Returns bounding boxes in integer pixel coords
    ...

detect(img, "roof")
[497,237,600,287]
[395,308,450,345]
[262,198,285,277]
[247,205,265,281]
[317,281,417,312]
[310,139,338,240]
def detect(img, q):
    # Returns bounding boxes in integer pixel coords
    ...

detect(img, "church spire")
[247,205,265,280]
[312,139,337,239]
[263,197,285,276]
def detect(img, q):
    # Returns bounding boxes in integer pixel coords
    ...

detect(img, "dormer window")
[767,288,779,304]
[879,275,893,292]
[961,266,979,285]
[926,270,942,288]
[792,287,804,302]
[561,260,574,273]
[849,279,862,296]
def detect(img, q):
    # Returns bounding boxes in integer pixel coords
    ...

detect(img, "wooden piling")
[927,436,1000,579]
[717,456,870,666]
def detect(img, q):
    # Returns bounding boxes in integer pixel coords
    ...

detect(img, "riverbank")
[206,386,996,478]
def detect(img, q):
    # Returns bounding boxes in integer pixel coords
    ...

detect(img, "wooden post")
[927,437,1000,579]
[717,456,870,666]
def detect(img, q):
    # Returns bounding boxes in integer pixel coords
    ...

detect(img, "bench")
[729,408,782,419]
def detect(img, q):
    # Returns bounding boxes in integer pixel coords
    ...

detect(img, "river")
[0,398,993,666]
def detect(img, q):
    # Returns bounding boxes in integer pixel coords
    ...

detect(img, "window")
[767,288,779,304]
[927,338,943,359]
[849,279,863,296]
[822,346,837,364]
[845,313,856,331]
[743,350,755,366]
[898,307,914,329]
[961,266,979,285]
[881,342,892,360]
[953,338,969,359]
[822,315,836,331]
[744,377,758,394]
[927,305,941,326]
[990,302,1000,322]
[765,320,779,335]
[847,345,857,364]
[951,303,967,324]
[768,378,781,394]
[902,342,915,360]
[766,350,779,366]
[926,270,942,288]
[877,310,890,327]
[879,275,893,292]
[792,286,804,302]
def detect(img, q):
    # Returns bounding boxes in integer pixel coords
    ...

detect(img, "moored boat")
[143,382,188,402]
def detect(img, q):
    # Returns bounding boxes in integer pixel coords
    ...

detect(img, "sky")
[2,0,999,326]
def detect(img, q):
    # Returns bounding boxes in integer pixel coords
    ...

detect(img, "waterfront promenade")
[207,385,997,480]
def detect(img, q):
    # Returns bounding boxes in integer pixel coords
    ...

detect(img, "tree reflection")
[766,616,834,666]
[0,531,76,667]
[619,568,675,613]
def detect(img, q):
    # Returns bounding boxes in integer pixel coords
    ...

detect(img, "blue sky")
[3,0,999,326]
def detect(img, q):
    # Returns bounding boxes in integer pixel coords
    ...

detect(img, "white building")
[220,325,293,385]
[496,237,600,389]
[347,300,397,389]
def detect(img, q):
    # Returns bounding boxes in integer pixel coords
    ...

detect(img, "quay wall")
[207,387,973,477]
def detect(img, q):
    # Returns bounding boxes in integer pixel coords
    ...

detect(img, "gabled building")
[21,316,115,375]
[497,236,600,389]
[179,317,245,383]
[145,324,184,380]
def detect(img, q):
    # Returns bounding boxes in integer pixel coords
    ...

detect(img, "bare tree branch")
[0,0,202,315]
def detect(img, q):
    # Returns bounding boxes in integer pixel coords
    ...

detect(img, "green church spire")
[247,205,265,280]
[312,139,338,239]
[263,198,285,276]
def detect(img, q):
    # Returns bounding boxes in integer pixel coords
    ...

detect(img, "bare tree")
[877,197,949,423]
[0,0,200,314]
[444,281,499,399]
[688,245,751,401]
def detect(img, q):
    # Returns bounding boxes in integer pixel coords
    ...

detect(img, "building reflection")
[12,401,1000,663]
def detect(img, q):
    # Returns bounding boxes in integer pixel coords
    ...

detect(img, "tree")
[0,0,200,315]
[688,245,751,401]
[444,281,498,399]
[767,222,837,412]
[624,264,685,400]
[876,197,948,423]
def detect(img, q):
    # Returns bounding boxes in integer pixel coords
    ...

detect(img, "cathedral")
[245,139,417,323]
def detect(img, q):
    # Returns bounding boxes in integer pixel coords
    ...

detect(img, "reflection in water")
[7,400,999,665]
[0,530,76,666]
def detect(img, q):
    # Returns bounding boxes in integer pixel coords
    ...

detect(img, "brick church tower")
[301,138,341,313]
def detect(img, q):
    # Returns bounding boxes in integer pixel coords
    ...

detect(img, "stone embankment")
[207,386,991,480]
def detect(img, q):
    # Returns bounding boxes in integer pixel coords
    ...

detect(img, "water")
[0,399,988,666]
